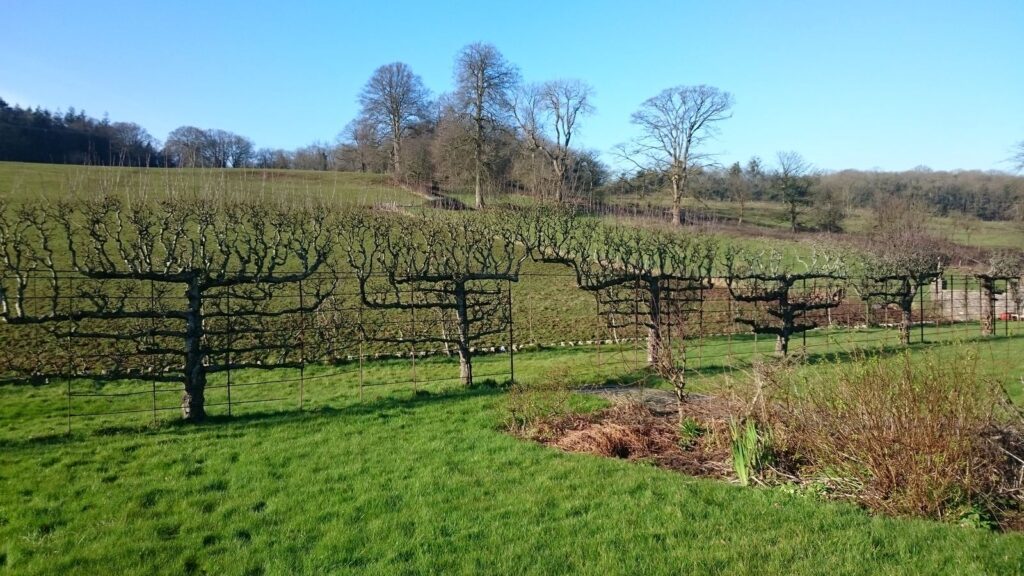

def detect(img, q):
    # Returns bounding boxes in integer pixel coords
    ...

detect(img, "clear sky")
[1,0,1021,172]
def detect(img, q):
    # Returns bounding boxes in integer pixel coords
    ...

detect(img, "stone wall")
[931,279,1023,322]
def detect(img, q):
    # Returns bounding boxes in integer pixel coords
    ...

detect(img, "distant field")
[0,162,422,207]
[605,190,1024,251]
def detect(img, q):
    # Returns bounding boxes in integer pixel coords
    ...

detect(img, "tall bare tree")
[0,196,337,421]
[1013,140,1024,173]
[358,62,432,179]
[514,80,594,203]
[621,85,733,225]
[453,43,520,208]
[774,151,814,232]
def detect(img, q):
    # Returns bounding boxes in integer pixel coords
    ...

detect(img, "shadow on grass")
[0,384,507,449]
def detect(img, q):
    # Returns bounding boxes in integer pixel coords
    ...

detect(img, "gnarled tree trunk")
[182,275,206,421]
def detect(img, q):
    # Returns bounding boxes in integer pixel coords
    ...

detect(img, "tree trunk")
[181,276,206,421]
[775,334,788,356]
[454,281,473,386]
[646,282,663,365]
[474,101,485,209]
[474,142,484,209]
[391,129,402,178]
[647,326,662,365]
[671,175,683,226]
[980,278,995,337]
[672,345,688,419]
[457,345,473,387]
[899,305,912,345]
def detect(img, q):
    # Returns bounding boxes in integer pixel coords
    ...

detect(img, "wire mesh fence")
[1,271,1022,434]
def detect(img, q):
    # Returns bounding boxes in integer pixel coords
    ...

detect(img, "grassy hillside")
[604,190,1024,251]
[0,163,422,207]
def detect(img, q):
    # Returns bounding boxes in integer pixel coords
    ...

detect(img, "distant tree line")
[0,98,162,166]
[3,44,1022,222]
[603,158,1024,225]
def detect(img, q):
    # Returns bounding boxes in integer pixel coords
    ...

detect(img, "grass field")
[0,162,422,207]
[3,331,1024,574]
[2,163,1024,574]
[605,190,1024,251]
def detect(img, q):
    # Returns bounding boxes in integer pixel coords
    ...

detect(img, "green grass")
[3,344,1024,574]
[3,328,1024,573]
[605,189,1024,251]
[0,162,422,207]
[3,164,1024,573]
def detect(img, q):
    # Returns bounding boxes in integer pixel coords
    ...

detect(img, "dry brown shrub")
[769,349,1024,524]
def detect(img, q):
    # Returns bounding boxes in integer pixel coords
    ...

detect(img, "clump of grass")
[771,349,1024,526]
[504,367,576,438]
[678,416,705,448]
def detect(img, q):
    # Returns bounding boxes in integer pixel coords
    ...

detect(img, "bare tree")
[513,80,594,203]
[516,209,715,410]
[453,43,520,208]
[621,85,733,225]
[856,234,944,345]
[340,117,386,173]
[725,248,846,356]
[773,151,814,232]
[358,62,432,179]
[977,250,1024,337]
[1012,140,1024,173]
[344,210,525,386]
[726,161,749,224]
[0,196,337,421]
[109,122,158,167]
[164,126,210,168]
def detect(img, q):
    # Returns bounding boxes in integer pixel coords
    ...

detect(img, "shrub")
[771,349,1023,524]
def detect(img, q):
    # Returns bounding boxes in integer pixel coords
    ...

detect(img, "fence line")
[0,271,1021,433]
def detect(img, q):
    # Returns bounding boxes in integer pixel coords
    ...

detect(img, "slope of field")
[0,162,422,207]
[605,191,1024,251]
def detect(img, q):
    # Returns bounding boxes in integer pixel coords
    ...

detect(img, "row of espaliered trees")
[1,200,1020,422]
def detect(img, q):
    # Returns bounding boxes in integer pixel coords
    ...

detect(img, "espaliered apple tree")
[0,195,337,421]
[343,209,525,386]
[724,248,846,356]
[855,234,944,345]
[516,207,716,408]
[977,250,1024,337]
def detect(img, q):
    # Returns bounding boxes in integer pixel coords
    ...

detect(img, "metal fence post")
[226,289,233,417]
[299,279,306,410]
[507,279,515,384]
[919,282,925,343]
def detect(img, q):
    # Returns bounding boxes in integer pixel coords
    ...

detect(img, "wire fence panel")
[0,271,1021,434]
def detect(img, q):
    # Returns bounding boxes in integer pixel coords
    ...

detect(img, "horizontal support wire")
[8,272,1016,427]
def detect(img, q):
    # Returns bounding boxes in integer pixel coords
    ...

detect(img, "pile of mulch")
[531,393,740,478]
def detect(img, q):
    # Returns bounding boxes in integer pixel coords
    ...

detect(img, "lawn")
[3,323,1024,574]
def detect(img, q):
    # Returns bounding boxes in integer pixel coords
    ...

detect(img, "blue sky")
[1,0,1021,172]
